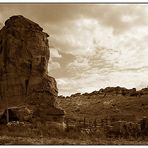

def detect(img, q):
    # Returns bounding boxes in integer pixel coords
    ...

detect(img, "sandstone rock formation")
[0,15,64,123]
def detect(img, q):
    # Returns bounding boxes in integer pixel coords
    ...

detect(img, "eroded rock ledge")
[0,15,64,124]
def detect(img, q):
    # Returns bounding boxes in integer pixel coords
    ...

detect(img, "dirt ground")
[0,135,148,145]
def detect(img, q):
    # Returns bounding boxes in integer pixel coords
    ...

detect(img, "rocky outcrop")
[58,86,148,100]
[0,15,64,123]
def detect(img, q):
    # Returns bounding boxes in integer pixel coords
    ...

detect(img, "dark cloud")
[0,4,82,25]
[0,4,146,33]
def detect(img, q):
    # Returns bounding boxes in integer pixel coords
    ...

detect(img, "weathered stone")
[0,15,64,123]
[0,106,33,123]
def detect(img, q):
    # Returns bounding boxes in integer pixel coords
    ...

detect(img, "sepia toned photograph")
[0,2,148,145]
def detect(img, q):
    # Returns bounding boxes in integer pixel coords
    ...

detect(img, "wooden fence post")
[65,119,69,131]
[94,118,97,128]
[83,117,86,127]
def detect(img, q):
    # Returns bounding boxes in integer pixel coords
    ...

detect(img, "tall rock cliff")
[0,15,64,123]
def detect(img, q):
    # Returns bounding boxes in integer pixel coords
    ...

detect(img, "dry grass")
[0,122,148,145]
[0,135,148,145]
[0,93,148,144]
[57,95,148,122]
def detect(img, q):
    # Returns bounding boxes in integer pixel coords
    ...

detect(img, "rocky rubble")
[0,15,64,124]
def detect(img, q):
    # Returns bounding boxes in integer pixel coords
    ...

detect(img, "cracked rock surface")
[0,15,64,123]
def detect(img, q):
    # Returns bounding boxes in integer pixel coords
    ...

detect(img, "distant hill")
[57,86,148,123]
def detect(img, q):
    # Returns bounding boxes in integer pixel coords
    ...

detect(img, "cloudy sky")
[0,4,148,96]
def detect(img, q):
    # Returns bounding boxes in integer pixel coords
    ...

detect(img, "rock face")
[0,15,64,123]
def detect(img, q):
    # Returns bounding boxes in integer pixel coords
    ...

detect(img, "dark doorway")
[0,109,19,124]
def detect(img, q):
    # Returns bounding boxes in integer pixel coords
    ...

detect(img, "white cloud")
[56,19,148,95]
[50,48,62,58]
[48,61,61,71]
[67,56,90,71]
[121,15,138,23]
[56,78,78,96]
[57,67,148,96]
[48,5,148,95]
